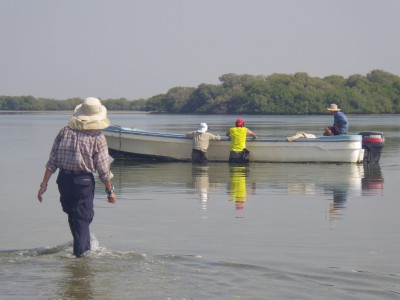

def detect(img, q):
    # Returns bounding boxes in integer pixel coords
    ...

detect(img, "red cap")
[236,118,244,127]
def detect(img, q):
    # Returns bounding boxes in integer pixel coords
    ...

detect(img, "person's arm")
[209,133,221,140]
[38,130,62,202]
[96,134,117,204]
[247,129,257,139]
[104,181,116,204]
[226,130,231,137]
[37,168,53,202]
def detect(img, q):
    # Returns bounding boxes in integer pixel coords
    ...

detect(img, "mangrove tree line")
[1,69,399,114]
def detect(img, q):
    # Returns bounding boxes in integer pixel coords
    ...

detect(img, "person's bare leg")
[324,127,334,136]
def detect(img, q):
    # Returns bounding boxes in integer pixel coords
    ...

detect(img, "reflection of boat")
[109,161,383,218]
[104,126,367,163]
[362,163,384,196]
[109,160,384,221]
[322,163,384,220]
[110,161,382,195]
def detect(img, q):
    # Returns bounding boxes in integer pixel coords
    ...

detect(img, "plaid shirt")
[46,126,111,183]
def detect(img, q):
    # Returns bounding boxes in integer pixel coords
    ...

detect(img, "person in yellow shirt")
[226,118,257,163]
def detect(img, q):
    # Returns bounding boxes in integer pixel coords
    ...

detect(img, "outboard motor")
[358,132,384,163]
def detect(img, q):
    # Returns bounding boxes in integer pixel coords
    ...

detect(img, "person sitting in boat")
[226,118,257,163]
[186,123,221,164]
[324,103,349,136]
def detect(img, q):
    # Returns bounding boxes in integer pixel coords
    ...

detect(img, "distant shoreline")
[1,110,398,116]
[0,110,149,114]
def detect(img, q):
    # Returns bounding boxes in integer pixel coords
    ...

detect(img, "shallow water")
[1,113,399,299]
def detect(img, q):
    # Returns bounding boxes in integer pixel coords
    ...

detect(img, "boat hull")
[103,126,364,163]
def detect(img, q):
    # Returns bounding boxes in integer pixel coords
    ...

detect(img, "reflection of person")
[226,118,257,163]
[192,165,209,210]
[60,259,94,298]
[330,188,347,220]
[37,97,116,258]
[186,122,221,163]
[229,166,248,210]
[324,103,349,136]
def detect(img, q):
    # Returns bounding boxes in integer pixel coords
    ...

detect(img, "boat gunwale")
[103,126,362,143]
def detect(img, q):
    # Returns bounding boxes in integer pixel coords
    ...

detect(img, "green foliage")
[145,94,167,112]
[1,70,399,113]
[164,87,196,113]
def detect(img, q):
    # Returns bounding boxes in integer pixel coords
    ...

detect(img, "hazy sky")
[1,0,399,100]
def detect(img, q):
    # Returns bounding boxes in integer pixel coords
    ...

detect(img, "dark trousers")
[191,149,208,164]
[57,171,95,257]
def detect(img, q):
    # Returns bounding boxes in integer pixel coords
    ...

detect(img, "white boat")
[103,126,368,163]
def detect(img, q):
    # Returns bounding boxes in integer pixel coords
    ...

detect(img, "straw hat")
[326,103,341,112]
[68,97,110,130]
[197,122,208,133]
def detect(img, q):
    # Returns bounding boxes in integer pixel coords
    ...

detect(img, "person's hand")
[107,193,116,204]
[37,183,47,203]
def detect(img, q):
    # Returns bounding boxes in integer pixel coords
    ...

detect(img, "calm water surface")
[1,113,399,299]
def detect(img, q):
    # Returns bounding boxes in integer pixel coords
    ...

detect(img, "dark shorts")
[331,127,339,135]
[329,126,347,136]
[229,150,250,164]
[192,149,208,164]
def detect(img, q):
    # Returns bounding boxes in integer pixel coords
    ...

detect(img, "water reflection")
[324,185,349,221]
[109,161,384,222]
[228,165,250,211]
[322,163,384,220]
[192,165,210,210]
[57,259,95,300]
[362,163,384,196]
